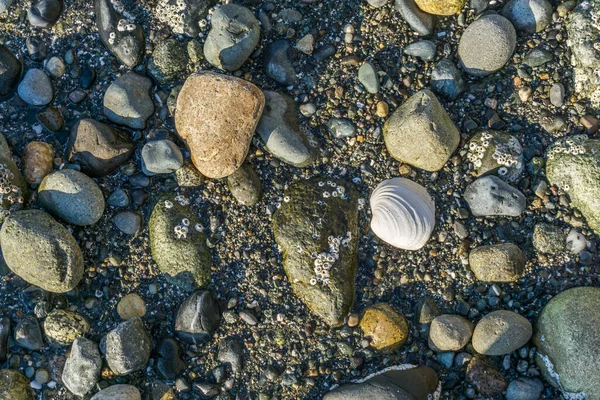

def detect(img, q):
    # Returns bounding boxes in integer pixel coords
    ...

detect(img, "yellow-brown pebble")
[43,309,90,346]
[23,141,54,184]
[414,0,465,15]
[359,303,409,353]
[375,101,389,118]
[117,293,147,320]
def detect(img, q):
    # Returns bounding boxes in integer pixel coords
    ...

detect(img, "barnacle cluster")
[117,19,137,32]
[318,180,347,200]
[156,0,188,34]
[309,232,352,286]
[547,135,588,160]
[174,217,190,239]
[467,132,523,180]
[110,0,134,20]
[0,164,24,221]
[175,194,190,206]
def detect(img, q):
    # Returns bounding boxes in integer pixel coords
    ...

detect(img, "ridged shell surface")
[370,178,435,250]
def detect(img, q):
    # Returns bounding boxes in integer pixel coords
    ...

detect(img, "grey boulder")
[38,169,105,226]
[464,176,526,217]
[174,290,221,343]
[18,68,53,106]
[256,90,317,167]
[204,4,260,71]
[472,310,532,356]
[104,317,152,375]
[62,337,102,396]
[103,72,154,129]
[141,140,184,176]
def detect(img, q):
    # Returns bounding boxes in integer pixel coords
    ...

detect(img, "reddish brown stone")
[23,141,54,184]
[580,115,599,134]
[175,72,264,179]
[466,355,508,397]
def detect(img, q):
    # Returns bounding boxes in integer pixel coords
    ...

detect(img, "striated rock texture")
[566,0,600,111]
[175,72,264,178]
[273,178,359,327]
[0,210,83,293]
[546,135,600,235]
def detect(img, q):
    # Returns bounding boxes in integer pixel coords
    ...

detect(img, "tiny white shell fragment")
[369,177,436,251]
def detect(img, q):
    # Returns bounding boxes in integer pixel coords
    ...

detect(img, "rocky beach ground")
[1,0,600,399]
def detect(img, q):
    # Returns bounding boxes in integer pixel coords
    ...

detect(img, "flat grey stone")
[18,69,53,106]
[141,140,184,176]
[103,72,154,129]
[358,62,380,94]
[464,175,526,217]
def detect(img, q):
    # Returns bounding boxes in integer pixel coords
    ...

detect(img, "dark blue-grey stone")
[404,40,436,61]
[328,118,356,139]
[28,0,63,28]
[264,40,297,86]
[394,0,437,37]
[431,59,465,100]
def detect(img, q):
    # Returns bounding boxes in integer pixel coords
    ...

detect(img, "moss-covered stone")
[0,369,34,400]
[148,39,189,85]
[534,287,600,398]
[149,193,211,291]
[273,178,359,327]
[546,135,600,235]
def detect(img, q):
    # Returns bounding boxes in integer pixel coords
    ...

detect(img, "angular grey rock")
[383,89,460,171]
[458,14,516,76]
[472,310,532,355]
[105,317,152,375]
[550,83,565,107]
[533,223,565,254]
[204,4,260,71]
[62,338,102,396]
[0,210,84,293]
[324,366,440,400]
[18,69,53,106]
[394,0,437,37]
[404,40,436,61]
[28,0,63,28]
[506,377,544,400]
[227,163,262,206]
[38,169,105,226]
[0,45,21,100]
[14,316,43,351]
[103,72,154,129]
[430,58,465,100]
[263,40,298,86]
[149,193,211,290]
[95,0,145,68]
[464,176,526,217]
[546,135,600,234]
[174,290,221,343]
[502,0,552,33]
[273,178,359,327]
[469,243,525,282]
[358,62,380,94]
[534,287,600,399]
[256,91,317,167]
[90,384,141,400]
[522,47,553,67]
[567,1,600,111]
[141,140,183,176]
[68,119,135,177]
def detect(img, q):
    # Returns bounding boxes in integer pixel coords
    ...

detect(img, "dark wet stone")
[313,44,336,62]
[466,356,507,397]
[79,65,96,89]
[28,0,63,28]
[36,106,63,132]
[26,37,46,62]
[0,317,10,362]
[156,338,186,380]
[431,59,465,100]
[174,290,221,343]
[264,40,298,86]
[94,0,145,68]
[522,48,553,67]
[14,316,43,351]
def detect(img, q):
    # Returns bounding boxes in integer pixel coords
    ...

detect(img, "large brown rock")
[68,119,134,177]
[175,72,264,179]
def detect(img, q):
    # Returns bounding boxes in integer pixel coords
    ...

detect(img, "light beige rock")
[23,141,53,184]
[117,294,146,320]
[472,310,532,355]
[429,314,473,351]
[175,72,264,178]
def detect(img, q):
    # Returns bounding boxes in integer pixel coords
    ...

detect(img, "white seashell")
[369,177,435,251]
